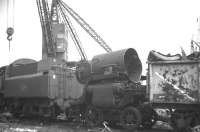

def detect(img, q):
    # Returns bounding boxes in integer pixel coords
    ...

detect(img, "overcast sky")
[1,0,200,73]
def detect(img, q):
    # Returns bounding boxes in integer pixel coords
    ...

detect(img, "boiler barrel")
[91,48,142,82]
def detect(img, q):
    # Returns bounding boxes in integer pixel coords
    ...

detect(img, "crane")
[36,0,57,59]
[36,0,112,61]
[58,0,112,53]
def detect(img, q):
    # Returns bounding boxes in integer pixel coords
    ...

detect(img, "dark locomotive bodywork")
[84,48,144,109]
[0,48,152,129]
[76,48,144,106]
[79,48,153,128]
[86,82,145,108]
[0,58,84,116]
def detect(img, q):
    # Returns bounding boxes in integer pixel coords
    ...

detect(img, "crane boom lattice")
[36,0,56,59]
[58,3,87,60]
[36,0,112,61]
[58,0,112,53]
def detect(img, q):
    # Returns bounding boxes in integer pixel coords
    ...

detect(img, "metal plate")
[148,60,200,103]
[4,73,49,97]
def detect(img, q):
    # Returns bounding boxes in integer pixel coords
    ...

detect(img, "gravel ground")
[0,120,174,132]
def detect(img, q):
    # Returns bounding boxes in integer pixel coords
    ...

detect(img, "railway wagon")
[147,51,200,131]
[0,58,84,117]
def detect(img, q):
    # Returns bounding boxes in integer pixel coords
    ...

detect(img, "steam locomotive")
[0,48,200,131]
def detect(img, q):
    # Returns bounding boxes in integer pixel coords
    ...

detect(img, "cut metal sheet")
[148,60,200,103]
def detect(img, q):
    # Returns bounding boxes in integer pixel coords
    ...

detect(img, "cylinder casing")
[91,48,142,82]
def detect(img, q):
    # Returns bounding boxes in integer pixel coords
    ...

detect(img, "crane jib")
[36,0,112,60]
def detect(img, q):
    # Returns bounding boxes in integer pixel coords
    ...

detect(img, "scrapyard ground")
[0,118,175,132]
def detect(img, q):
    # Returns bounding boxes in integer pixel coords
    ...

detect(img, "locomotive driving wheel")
[85,106,103,127]
[120,106,142,130]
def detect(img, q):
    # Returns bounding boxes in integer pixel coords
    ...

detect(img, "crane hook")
[6,27,14,52]
[6,27,14,41]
